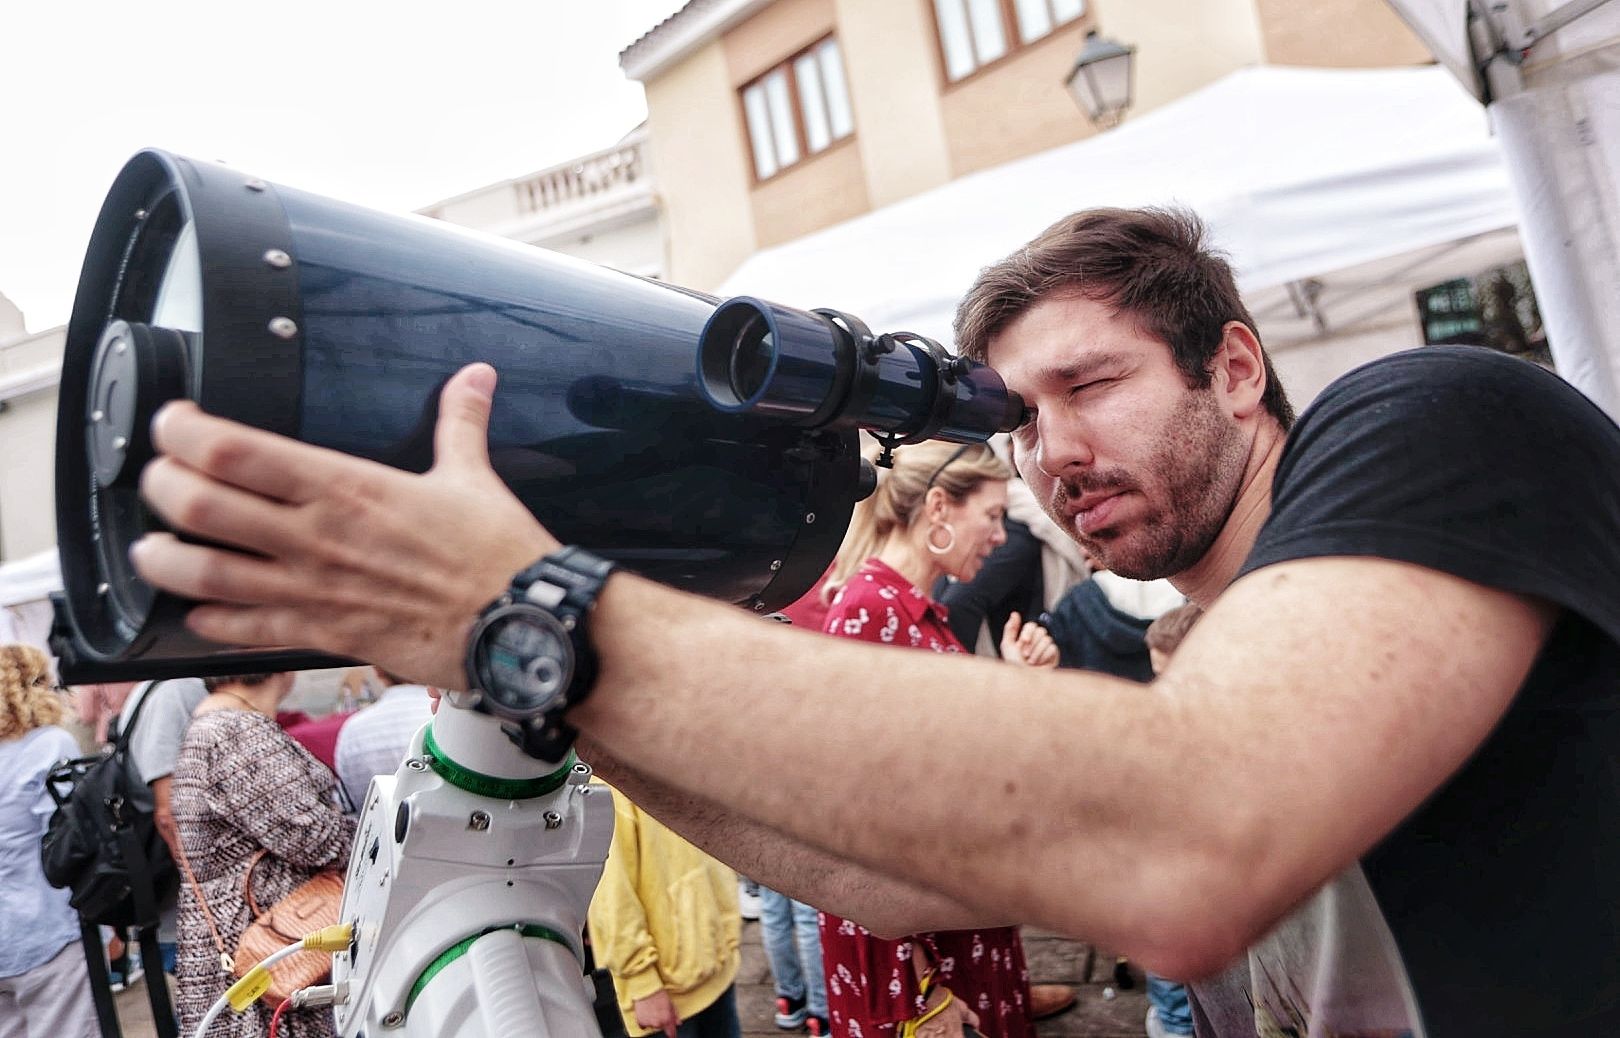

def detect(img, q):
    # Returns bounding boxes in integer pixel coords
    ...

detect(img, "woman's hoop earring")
[926,522,957,555]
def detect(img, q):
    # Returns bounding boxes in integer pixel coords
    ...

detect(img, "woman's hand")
[906,985,981,1038]
[131,364,557,690]
[1000,612,1059,669]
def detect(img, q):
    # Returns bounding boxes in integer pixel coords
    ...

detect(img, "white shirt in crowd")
[333,685,435,812]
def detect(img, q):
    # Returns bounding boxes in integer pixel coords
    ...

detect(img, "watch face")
[476,606,574,718]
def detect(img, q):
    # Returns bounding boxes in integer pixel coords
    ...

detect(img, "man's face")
[985,293,1249,581]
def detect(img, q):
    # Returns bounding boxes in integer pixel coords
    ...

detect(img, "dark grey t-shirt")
[1193,347,1620,1038]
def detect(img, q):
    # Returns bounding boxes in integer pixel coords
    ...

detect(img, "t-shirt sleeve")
[128,679,206,784]
[1239,347,1620,644]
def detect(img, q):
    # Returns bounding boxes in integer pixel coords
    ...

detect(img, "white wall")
[0,292,24,340]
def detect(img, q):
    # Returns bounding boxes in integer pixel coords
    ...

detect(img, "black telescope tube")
[697,296,1023,444]
[52,151,866,681]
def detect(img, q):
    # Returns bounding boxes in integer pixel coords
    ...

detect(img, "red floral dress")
[817,558,1035,1038]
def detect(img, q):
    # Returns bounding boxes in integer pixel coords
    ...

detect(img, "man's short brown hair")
[954,207,1294,427]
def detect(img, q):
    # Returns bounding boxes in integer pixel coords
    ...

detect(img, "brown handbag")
[179,844,345,1007]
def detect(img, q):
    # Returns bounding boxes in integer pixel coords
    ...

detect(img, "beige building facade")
[621,0,1432,290]
[0,318,65,563]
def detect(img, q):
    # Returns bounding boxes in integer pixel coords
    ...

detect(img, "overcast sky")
[0,1,688,333]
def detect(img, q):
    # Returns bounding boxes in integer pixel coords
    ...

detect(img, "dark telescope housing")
[52,150,1024,682]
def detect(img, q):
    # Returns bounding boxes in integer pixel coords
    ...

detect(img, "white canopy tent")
[717,65,1519,394]
[1387,0,1620,417]
[0,548,61,655]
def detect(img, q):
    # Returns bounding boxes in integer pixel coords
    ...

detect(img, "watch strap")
[513,546,618,618]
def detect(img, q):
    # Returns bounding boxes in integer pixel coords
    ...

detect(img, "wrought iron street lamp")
[1065,30,1136,130]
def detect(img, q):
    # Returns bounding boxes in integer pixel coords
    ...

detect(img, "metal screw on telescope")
[544,811,563,830]
[268,317,298,340]
[263,249,292,269]
[468,811,491,832]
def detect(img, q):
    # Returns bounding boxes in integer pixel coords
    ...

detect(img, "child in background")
[589,784,743,1038]
[1140,603,1204,1038]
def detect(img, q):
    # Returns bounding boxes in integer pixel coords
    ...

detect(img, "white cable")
[191,939,309,1038]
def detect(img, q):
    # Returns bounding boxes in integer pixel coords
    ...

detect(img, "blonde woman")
[0,644,97,1038]
[817,442,1059,1038]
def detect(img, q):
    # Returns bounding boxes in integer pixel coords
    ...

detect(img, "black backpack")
[40,681,180,927]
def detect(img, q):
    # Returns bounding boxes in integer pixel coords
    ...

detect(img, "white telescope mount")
[331,700,618,1038]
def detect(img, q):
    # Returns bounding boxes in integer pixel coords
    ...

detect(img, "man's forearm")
[581,742,994,938]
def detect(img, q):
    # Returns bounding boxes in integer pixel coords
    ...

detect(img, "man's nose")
[1033,414,1093,478]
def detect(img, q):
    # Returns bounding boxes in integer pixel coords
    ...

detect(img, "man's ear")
[1213,322,1267,420]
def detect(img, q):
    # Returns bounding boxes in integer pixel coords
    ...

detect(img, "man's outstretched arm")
[133,365,1555,977]
[580,741,995,938]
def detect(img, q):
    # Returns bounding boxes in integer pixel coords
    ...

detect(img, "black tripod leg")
[137,926,179,1038]
[79,919,125,1038]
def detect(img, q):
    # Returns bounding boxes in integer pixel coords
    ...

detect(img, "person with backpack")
[115,676,208,975]
[0,643,97,1038]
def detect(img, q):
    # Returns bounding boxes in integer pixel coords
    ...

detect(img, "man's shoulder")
[1279,346,1620,489]
[337,688,432,743]
[1296,346,1599,436]
[121,677,208,721]
[158,678,209,709]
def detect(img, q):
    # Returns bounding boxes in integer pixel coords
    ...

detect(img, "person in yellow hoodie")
[588,783,743,1038]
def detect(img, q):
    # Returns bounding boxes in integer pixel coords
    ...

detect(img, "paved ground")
[111,923,1149,1037]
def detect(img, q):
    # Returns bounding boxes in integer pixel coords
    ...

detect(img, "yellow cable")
[225,968,272,1012]
[303,923,354,952]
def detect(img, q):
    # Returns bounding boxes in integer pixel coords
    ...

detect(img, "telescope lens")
[729,318,774,403]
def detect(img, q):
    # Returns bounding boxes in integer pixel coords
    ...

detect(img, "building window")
[741,37,855,181]
[933,0,1086,82]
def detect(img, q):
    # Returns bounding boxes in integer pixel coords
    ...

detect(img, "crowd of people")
[0,662,424,1038]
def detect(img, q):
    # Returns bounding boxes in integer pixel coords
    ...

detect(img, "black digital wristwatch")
[464,546,617,760]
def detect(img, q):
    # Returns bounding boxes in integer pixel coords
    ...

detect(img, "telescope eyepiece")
[697,296,1022,446]
[699,305,778,410]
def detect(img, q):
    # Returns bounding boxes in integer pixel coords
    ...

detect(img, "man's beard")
[1050,390,1249,581]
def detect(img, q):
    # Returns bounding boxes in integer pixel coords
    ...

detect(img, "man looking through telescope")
[128,208,1620,1037]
